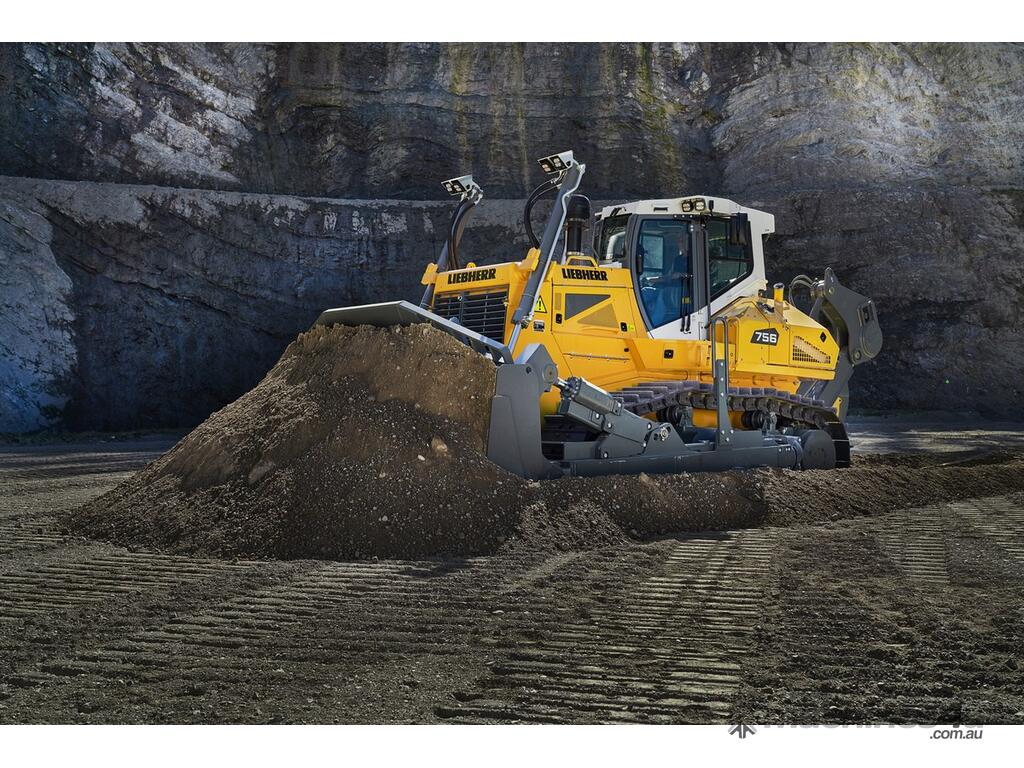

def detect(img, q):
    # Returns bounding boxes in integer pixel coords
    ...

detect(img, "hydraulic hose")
[446,198,474,271]
[420,194,479,308]
[523,178,558,249]
[788,274,815,305]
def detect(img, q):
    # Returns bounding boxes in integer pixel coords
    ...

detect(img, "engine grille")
[433,288,509,344]
[792,336,831,365]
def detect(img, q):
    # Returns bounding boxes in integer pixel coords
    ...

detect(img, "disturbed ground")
[66,325,1024,562]
[1,421,1023,724]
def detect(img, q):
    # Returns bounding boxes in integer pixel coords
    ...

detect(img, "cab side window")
[597,215,629,261]
[706,219,752,299]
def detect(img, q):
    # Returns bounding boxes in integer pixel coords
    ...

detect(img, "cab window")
[597,215,629,261]
[636,219,692,329]
[707,219,752,299]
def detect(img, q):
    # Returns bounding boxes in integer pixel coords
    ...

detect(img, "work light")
[538,151,575,175]
[442,175,477,197]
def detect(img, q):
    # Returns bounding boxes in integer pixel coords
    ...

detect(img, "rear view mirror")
[728,213,750,247]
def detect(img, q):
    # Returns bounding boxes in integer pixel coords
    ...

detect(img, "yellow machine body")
[423,252,840,424]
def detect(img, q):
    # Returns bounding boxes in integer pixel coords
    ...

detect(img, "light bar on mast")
[537,151,575,175]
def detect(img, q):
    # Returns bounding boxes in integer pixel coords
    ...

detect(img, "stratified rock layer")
[1,43,1022,431]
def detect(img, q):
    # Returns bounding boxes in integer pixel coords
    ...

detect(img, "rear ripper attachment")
[316,149,882,480]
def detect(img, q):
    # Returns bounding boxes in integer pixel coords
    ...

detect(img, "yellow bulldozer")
[318,151,882,478]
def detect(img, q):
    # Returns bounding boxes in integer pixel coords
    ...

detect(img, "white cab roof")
[596,196,775,237]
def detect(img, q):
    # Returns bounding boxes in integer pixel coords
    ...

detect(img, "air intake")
[433,288,509,344]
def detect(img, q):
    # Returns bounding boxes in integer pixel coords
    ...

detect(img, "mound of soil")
[756,455,1024,527]
[558,452,1024,538]
[70,324,1024,560]
[71,324,525,558]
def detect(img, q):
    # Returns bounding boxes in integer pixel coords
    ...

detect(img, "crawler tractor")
[318,151,882,478]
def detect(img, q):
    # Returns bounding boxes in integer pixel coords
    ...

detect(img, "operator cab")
[593,197,774,340]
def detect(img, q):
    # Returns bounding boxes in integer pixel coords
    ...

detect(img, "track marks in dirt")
[951,498,1024,565]
[0,551,253,621]
[0,554,530,723]
[0,552,305,710]
[733,498,1024,724]
[4,440,1024,724]
[438,531,776,723]
[0,517,71,558]
[877,506,951,585]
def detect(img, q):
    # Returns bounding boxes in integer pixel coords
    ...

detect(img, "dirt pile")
[70,323,1024,560]
[70,324,525,558]
[756,451,1024,526]
[557,450,1024,538]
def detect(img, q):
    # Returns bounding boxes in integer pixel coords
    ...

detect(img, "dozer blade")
[315,300,514,364]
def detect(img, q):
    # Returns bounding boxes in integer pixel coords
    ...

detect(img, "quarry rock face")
[1,42,721,200]
[0,194,75,431]
[0,177,532,431]
[0,43,274,194]
[1,42,1022,431]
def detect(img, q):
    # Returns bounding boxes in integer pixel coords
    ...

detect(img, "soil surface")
[69,325,515,559]
[1,425,1023,724]
[67,326,1024,560]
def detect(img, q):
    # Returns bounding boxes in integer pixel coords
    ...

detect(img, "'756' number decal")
[751,329,779,346]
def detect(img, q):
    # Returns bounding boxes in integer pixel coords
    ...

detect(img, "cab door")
[640,215,758,343]
[630,216,702,341]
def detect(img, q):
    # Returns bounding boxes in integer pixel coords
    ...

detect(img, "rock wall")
[0,177,533,431]
[0,42,726,199]
[0,194,75,431]
[1,42,1022,431]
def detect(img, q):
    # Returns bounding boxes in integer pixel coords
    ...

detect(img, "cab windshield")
[636,218,692,329]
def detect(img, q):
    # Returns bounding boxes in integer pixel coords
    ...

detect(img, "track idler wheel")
[799,429,837,470]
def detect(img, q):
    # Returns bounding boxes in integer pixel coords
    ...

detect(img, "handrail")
[709,315,738,389]
[709,315,738,443]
